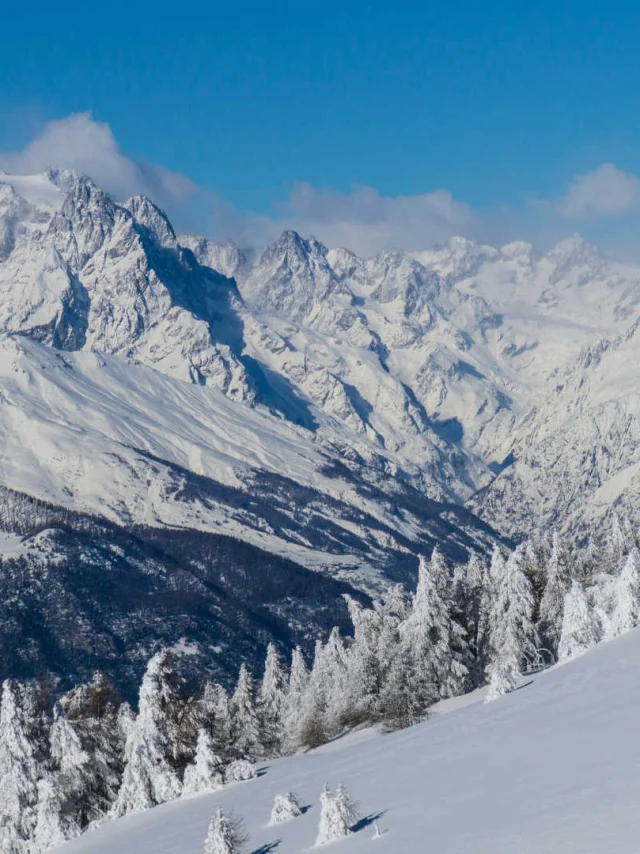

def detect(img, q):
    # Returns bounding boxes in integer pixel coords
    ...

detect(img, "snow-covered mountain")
[4,166,640,569]
[58,625,640,854]
[185,225,640,540]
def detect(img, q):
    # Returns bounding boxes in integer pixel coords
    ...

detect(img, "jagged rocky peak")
[180,234,247,279]
[124,195,178,249]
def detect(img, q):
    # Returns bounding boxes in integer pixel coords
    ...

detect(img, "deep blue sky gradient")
[3,0,640,216]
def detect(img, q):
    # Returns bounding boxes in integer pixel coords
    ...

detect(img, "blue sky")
[3,0,640,256]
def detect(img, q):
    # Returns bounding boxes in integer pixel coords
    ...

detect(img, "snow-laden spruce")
[182,730,224,797]
[110,651,182,817]
[203,808,247,854]
[558,581,601,663]
[269,791,303,825]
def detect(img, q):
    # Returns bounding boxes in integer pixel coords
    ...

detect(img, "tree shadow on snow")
[352,810,388,833]
[252,842,281,854]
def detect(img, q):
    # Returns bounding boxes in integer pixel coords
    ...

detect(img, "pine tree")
[230,665,262,760]
[200,680,233,760]
[485,546,538,701]
[182,729,224,797]
[539,532,573,653]
[452,552,491,688]
[110,651,182,817]
[558,581,602,662]
[401,551,467,711]
[315,784,350,846]
[32,775,81,851]
[224,759,257,784]
[335,783,358,830]
[0,680,41,850]
[608,548,640,638]
[269,791,303,825]
[258,644,288,756]
[203,808,247,854]
[283,646,309,752]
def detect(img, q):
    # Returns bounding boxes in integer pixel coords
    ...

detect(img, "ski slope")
[58,630,640,854]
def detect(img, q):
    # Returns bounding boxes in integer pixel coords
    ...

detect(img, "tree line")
[2,517,640,852]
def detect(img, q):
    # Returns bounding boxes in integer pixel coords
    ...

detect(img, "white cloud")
[558,163,640,219]
[0,113,198,212]
[213,182,474,256]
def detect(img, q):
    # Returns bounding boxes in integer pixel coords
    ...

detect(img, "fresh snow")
[58,629,640,854]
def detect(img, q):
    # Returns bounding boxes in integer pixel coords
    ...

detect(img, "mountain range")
[1,166,639,688]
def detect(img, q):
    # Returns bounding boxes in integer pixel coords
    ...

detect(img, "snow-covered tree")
[32,775,80,852]
[335,783,358,830]
[269,791,303,825]
[182,729,224,797]
[0,679,41,850]
[110,651,182,817]
[203,808,247,854]
[539,532,573,652]
[259,644,288,755]
[283,646,309,752]
[453,552,491,687]
[608,548,640,639]
[401,551,468,710]
[315,784,351,846]
[230,665,262,760]
[200,680,233,760]
[224,759,257,784]
[558,581,602,662]
[485,546,537,701]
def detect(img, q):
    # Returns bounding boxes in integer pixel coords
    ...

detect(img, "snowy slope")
[0,336,496,580]
[58,628,640,854]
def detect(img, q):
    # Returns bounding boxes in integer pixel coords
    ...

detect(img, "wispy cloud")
[557,163,640,219]
[0,112,198,215]
[214,182,474,256]
[3,113,640,258]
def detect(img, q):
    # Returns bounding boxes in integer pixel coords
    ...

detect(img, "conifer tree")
[182,729,224,797]
[259,644,288,755]
[608,548,640,639]
[485,546,537,701]
[315,784,350,846]
[558,581,602,662]
[283,646,309,752]
[0,679,41,850]
[269,791,303,825]
[110,651,182,817]
[539,532,573,652]
[32,775,81,852]
[203,808,247,854]
[230,665,262,760]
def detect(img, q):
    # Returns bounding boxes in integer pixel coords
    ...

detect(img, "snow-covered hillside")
[58,627,640,854]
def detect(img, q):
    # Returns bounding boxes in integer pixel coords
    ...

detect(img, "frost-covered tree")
[224,758,257,784]
[200,680,233,760]
[335,783,358,830]
[269,791,303,825]
[259,644,288,755]
[608,548,640,639]
[230,665,262,760]
[110,651,182,817]
[485,546,537,701]
[298,630,349,748]
[315,784,350,846]
[32,775,80,852]
[558,581,602,662]
[203,808,247,854]
[182,729,224,797]
[453,552,491,687]
[539,532,573,652]
[401,551,468,710]
[283,646,309,752]
[0,680,41,850]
